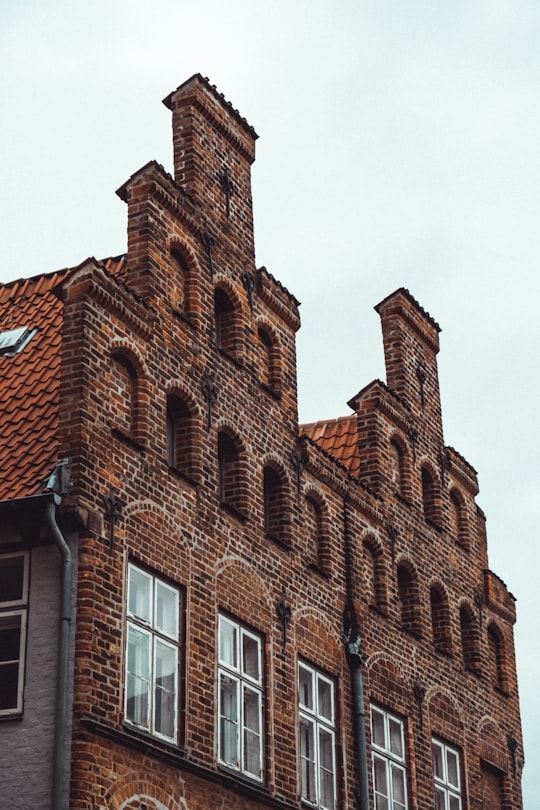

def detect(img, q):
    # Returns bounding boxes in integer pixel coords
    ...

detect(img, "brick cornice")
[163,74,258,163]
[62,260,154,339]
[348,379,410,431]
[256,266,301,331]
[117,160,201,234]
[446,446,479,496]
[375,287,441,354]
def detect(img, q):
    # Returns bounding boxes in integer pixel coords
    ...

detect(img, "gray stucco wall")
[0,536,78,810]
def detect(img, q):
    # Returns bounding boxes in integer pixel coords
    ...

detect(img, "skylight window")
[0,326,35,356]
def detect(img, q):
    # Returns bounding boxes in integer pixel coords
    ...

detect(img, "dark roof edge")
[374,287,441,333]
[162,73,258,141]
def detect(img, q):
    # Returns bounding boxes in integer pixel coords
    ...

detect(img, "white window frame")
[124,563,180,743]
[298,660,337,810]
[217,614,263,781]
[371,705,408,810]
[0,552,29,716]
[432,738,462,809]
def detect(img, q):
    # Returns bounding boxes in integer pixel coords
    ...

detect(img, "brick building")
[0,75,523,809]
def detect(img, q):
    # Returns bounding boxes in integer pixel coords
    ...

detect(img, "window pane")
[219,617,237,668]
[317,675,333,723]
[372,707,386,749]
[319,728,335,809]
[126,624,150,727]
[391,763,406,809]
[449,794,461,810]
[243,687,261,777]
[389,717,403,759]
[299,664,313,710]
[432,740,444,780]
[0,556,24,604]
[128,566,151,623]
[446,749,459,788]
[374,754,389,796]
[0,662,19,710]
[300,716,316,802]
[435,787,446,810]
[155,580,178,639]
[242,632,260,682]
[154,639,177,739]
[0,614,22,661]
[0,615,22,712]
[244,685,260,734]
[219,673,238,767]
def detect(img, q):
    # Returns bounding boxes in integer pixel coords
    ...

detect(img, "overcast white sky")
[1,0,538,804]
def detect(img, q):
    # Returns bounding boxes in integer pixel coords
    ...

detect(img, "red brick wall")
[58,77,522,810]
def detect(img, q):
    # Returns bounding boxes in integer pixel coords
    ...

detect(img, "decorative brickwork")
[0,74,523,810]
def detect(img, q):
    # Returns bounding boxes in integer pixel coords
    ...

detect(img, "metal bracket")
[408,427,418,463]
[416,363,426,407]
[276,586,292,654]
[104,489,123,553]
[413,679,426,729]
[219,166,234,218]
[241,271,255,314]
[507,734,518,777]
[291,447,305,495]
[438,447,448,485]
[200,226,215,278]
[387,516,398,563]
[201,372,217,431]
[473,584,484,629]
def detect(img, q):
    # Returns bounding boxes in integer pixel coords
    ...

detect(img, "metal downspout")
[342,497,370,810]
[45,496,72,810]
[346,638,370,810]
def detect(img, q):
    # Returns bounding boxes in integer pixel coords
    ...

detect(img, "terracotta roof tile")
[300,415,360,478]
[102,254,128,282]
[0,273,66,500]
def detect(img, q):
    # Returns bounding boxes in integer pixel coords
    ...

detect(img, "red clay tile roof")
[0,270,68,500]
[103,254,128,283]
[300,415,360,478]
[0,258,138,502]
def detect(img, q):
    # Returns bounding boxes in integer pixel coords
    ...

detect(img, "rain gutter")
[45,495,72,810]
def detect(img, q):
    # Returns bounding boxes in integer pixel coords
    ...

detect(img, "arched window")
[459,604,481,674]
[218,431,245,517]
[263,465,288,546]
[305,495,330,574]
[166,394,193,478]
[112,353,136,437]
[364,539,388,614]
[170,246,189,316]
[397,563,421,636]
[487,623,507,692]
[449,489,468,548]
[422,466,441,526]
[215,287,240,358]
[430,585,452,654]
[258,326,280,395]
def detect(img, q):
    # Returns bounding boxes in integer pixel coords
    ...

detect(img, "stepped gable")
[300,415,360,478]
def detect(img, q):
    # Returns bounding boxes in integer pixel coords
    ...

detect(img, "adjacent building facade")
[0,75,523,809]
